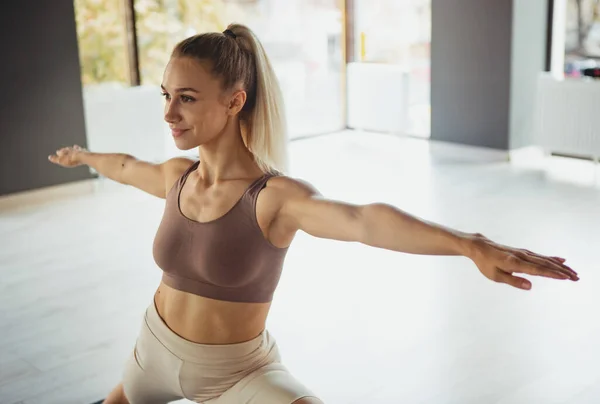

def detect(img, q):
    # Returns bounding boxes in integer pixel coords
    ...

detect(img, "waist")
[154,281,271,344]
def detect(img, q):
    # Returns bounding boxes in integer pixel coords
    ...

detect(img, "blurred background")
[0,1,599,403]
[73,0,431,140]
[2,0,599,197]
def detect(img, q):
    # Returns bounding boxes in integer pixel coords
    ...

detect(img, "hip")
[123,300,283,402]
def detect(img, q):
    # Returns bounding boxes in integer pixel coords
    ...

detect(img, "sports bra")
[152,160,289,303]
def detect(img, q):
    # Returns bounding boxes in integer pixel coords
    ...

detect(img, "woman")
[48,24,579,404]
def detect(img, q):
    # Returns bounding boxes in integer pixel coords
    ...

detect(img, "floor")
[0,130,599,404]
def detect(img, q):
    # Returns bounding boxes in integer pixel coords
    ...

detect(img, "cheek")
[192,104,228,132]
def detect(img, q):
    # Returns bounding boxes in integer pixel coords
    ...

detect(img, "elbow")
[357,203,394,245]
[357,203,380,243]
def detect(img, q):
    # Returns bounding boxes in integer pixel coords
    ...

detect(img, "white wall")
[346,62,410,134]
[82,84,191,165]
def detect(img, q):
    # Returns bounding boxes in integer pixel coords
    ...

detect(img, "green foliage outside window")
[74,0,129,85]
[74,0,244,86]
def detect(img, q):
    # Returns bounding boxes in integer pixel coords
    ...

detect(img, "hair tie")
[223,29,237,39]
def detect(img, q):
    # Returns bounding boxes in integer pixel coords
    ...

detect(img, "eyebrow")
[160,84,200,93]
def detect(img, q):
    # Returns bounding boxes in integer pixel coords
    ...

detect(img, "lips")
[171,128,189,137]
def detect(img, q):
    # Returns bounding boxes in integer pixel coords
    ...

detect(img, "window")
[75,0,345,137]
[135,0,345,137]
[564,0,600,77]
[353,0,431,137]
[74,0,130,86]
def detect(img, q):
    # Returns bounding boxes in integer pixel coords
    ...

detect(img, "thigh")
[122,318,184,404]
[122,348,183,404]
[208,363,320,404]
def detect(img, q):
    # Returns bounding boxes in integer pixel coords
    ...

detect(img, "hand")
[466,234,579,290]
[48,145,86,168]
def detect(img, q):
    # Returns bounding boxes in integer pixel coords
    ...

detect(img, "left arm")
[276,178,579,290]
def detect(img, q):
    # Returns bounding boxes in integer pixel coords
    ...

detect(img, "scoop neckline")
[176,168,268,225]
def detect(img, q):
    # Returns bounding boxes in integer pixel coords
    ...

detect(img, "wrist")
[76,150,90,165]
[452,231,481,259]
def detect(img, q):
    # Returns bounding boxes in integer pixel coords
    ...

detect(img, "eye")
[160,92,170,100]
[181,95,195,103]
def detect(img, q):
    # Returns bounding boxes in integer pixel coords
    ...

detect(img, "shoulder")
[255,175,321,217]
[165,156,198,171]
[163,157,197,188]
[265,175,322,201]
[257,175,322,239]
[164,156,197,173]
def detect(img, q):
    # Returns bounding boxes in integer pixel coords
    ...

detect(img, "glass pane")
[564,0,600,77]
[353,0,431,137]
[134,0,345,138]
[74,0,130,86]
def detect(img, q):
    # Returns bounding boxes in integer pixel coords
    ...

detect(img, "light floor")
[1,130,599,404]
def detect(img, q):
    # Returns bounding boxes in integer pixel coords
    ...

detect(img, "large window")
[136,0,345,138]
[75,0,345,138]
[353,0,430,137]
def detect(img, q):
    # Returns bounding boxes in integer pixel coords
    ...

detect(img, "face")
[161,57,245,150]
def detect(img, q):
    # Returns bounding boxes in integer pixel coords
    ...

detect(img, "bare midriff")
[153,281,272,344]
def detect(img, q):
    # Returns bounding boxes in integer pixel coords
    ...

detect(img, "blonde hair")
[171,24,288,174]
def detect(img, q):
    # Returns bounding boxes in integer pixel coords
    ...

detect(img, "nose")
[164,99,180,124]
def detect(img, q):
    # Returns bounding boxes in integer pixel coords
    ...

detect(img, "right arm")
[48,145,195,199]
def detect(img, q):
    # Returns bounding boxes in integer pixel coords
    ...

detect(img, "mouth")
[171,128,189,138]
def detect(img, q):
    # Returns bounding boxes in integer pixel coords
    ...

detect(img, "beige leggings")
[122,301,318,404]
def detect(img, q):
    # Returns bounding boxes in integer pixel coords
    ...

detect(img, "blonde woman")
[49,24,579,404]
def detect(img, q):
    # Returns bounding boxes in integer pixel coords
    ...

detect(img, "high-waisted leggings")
[122,301,319,403]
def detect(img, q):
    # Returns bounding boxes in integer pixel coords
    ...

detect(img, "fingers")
[501,246,567,265]
[48,150,61,162]
[516,251,578,280]
[477,241,579,289]
[48,146,74,165]
[524,268,570,280]
[504,253,579,281]
[495,245,567,266]
[495,246,578,279]
[523,249,568,266]
[496,271,532,290]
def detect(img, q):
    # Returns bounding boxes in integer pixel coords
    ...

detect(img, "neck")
[197,118,261,183]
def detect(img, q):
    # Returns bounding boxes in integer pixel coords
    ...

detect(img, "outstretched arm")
[276,179,579,290]
[48,145,195,199]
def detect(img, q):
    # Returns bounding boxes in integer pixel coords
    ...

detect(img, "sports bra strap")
[178,160,200,187]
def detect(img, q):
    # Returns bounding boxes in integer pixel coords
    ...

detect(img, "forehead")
[162,57,218,88]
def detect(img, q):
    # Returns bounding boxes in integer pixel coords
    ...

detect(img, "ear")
[227,90,247,116]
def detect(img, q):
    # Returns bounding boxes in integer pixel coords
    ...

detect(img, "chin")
[173,139,197,151]
[173,134,202,151]
[175,144,192,151]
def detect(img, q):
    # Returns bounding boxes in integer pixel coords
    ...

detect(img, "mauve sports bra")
[152,160,289,303]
